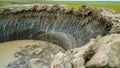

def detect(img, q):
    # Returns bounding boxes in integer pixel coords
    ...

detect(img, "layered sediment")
[0,5,120,68]
[0,5,113,50]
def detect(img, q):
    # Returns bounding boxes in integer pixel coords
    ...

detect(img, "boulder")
[52,34,120,68]
[51,52,72,68]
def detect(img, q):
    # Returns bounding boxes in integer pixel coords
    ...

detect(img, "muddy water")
[0,40,51,68]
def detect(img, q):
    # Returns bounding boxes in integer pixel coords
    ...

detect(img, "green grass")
[0,1,120,12]
[0,1,120,5]
[0,1,9,6]
[0,0,49,3]
[65,5,120,12]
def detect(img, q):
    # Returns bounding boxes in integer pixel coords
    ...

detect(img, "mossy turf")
[0,1,120,12]
[65,5,120,12]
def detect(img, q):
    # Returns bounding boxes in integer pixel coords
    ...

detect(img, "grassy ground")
[0,1,120,12]
[65,5,120,12]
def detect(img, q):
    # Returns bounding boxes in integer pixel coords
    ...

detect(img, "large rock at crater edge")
[51,34,120,68]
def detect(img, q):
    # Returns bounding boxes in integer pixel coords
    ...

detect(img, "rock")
[7,42,65,68]
[7,56,31,68]
[72,58,85,68]
[30,58,50,68]
[51,52,72,68]
[100,8,120,34]
[53,34,120,68]
[86,34,120,68]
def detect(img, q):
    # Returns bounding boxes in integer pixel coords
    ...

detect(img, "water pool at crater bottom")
[0,40,57,68]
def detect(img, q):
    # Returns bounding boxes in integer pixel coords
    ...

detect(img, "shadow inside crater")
[0,17,112,50]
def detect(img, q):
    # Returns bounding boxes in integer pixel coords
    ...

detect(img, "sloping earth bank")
[0,5,119,68]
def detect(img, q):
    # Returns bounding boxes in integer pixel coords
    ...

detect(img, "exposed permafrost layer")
[5,5,120,68]
[0,5,113,50]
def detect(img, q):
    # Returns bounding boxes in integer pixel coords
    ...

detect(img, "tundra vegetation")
[0,1,120,12]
